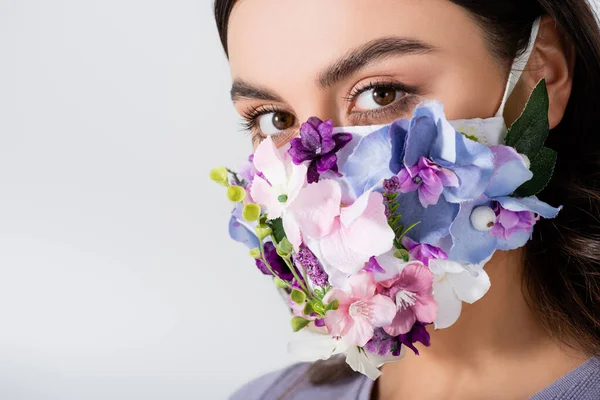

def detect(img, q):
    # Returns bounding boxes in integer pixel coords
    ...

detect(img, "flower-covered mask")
[211,18,560,380]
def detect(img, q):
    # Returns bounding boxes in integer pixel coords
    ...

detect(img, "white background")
[0,1,598,399]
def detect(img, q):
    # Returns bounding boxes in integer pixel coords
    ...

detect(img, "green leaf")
[270,218,286,243]
[312,301,326,316]
[325,299,339,312]
[276,237,293,258]
[303,302,314,315]
[290,316,310,332]
[504,79,550,158]
[514,147,557,197]
[394,248,409,261]
[273,276,288,289]
[249,248,261,259]
[290,289,307,305]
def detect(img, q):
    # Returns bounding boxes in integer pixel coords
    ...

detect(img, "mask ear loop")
[494,18,542,118]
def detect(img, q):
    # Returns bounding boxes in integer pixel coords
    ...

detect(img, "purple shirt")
[230,358,600,399]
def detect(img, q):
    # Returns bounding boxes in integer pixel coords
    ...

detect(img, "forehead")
[227,0,484,85]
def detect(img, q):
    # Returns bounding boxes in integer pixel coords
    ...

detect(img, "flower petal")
[349,272,377,299]
[383,307,416,336]
[447,269,491,304]
[448,197,498,264]
[320,219,369,274]
[252,136,287,185]
[433,280,462,329]
[250,176,284,219]
[396,191,458,245]
[288,330,349,363]
[342,125,394,199]
[345,346,384,381]
[344,315,374,347]
[324,307,352,338]
[282,213,303,251]
[290,179,341,238]
[398,262,433,294]
[496,195,562,219]
[367,294,397,327]
[228,214,260,250]
[343,192,395,253]
[413,294,438,324]
[486,146,533,198]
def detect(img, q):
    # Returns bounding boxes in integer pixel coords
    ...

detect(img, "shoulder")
[228,362,371,400]
[531,357,600,400]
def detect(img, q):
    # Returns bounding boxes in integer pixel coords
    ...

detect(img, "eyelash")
[239,80,419,141]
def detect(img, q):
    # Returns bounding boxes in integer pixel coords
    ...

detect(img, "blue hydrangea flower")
[447,146,561,264]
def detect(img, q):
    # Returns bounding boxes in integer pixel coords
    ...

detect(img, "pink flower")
[316,190,396,275]
[324,272,396,347]
[376,263,437,336]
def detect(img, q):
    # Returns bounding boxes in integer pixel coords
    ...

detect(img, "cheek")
[428,59,507,120]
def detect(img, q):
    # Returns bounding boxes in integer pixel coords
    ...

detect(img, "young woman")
[214,1,600,398]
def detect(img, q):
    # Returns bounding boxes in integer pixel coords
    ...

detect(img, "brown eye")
[259,111,296,136]
[272,111,295,130]
[372,88,396,106]
[354,85,405,111]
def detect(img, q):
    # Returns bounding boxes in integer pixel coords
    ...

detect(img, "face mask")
[211,17,559,381]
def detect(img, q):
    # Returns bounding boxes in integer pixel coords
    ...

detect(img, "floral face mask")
[211,17,559,380]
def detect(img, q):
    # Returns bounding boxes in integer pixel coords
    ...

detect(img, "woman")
[214,0,600,398]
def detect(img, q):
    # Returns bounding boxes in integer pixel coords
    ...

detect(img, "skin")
[226,0,584,399]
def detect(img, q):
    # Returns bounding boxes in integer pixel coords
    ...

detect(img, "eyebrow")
[231,80,284,103]
[317,36,435,89]
[230,36,435,102]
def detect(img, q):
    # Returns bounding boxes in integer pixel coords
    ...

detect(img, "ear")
[506,16,576,129]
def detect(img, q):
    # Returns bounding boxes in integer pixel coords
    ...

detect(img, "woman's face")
[227,0,508,148]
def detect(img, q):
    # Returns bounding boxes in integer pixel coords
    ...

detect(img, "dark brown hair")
[214,0,600,385]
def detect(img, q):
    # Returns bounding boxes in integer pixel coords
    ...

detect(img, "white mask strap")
[494,18,541,118]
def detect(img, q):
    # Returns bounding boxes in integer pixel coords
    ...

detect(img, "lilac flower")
[365,328,402,357]
[293,244,329,287]
[288,117,352,184]
[490,201,540,240]
[401,236,448,266]
[396,156,459,208]
[255,242,294,281]
[383,175,402,194]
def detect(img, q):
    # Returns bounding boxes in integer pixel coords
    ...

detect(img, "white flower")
[287,329,405,381]
[345,346,406,381]
[428,258,491,329]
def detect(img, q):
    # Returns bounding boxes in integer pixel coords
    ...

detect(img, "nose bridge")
[294,89,344,127]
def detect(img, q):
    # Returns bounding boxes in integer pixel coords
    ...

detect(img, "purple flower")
[398,321,431,356]
[288,117,352,184]
[293,244,329,287]
[365,323,431,358]
[365,328,402,357]
[490,201,540,240]
[255,242,294,281]
[363,256,386,274]
[397,156,459,208]
[402,236,448,266]
[383,175,402,194]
